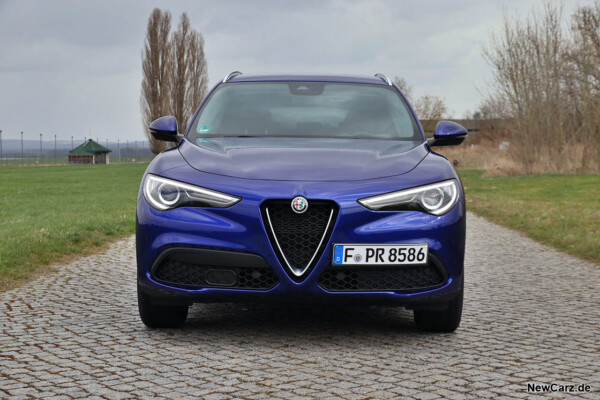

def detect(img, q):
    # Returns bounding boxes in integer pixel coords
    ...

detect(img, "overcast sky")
[0,0,594,142]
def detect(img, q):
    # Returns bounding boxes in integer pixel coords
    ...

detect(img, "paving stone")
[1,213,599,398]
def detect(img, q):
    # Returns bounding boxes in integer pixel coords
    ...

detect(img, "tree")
[170,13,209,132]
[393,77,413,101]
[481,2,600,173]
[141,9,209,155]
[140,8,172,155]
[567,3,600,169]
[412,96,448,121]
[185,31,209,129]
[483,4,575,173]
[393,76,447,120]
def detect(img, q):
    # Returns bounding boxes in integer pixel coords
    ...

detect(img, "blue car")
[137,72,467,332]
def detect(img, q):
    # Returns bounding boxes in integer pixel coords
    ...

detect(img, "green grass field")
[459,170,600,265]
[0,164,147,291]
[0,164,598,292]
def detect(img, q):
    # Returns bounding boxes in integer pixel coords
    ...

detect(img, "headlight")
[358,180,459,215]
[143,174,241,210]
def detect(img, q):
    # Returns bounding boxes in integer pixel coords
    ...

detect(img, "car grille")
[318,264,445,292]
[262,200,337,280]
[153,259,278,290]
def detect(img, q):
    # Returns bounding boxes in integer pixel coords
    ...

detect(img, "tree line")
[481,2,600,173]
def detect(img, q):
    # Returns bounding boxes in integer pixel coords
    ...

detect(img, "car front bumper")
[136,175,466,309]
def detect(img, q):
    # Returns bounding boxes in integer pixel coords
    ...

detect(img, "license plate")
[332,244,428,265]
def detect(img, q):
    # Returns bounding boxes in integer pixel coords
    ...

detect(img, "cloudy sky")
[0,0,594,142]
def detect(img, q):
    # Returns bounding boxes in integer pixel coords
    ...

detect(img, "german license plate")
[332,244,428,265]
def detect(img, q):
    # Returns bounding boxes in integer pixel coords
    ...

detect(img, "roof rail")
[374,73,392,86]
[222,71,243,83]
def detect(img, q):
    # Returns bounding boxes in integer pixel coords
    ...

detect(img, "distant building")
[68,139,111,164]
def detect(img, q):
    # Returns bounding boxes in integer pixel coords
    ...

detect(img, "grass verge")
[0,164,147,291]
[459,170,600,265]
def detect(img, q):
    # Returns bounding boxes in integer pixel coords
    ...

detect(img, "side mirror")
[149,116,182,143]
[427,120,467,147]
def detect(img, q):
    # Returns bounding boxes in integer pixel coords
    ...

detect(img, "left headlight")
[143,174,241,211]
[358,179,459,215]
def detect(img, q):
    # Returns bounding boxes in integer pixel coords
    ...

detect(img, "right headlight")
[143,174,241,211]
[358,179,459,215]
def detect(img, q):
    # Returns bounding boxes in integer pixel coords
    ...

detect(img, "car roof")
[226,73,389,85]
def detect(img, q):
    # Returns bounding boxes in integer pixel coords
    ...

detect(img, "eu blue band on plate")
[333,245,344,264]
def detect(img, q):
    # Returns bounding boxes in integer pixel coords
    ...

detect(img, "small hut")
[68,139,111,164]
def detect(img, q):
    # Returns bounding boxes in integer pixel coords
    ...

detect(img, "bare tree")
[481,3,600,173]
[566,3,600,169]
[412,95,448,121]
[393,76,413,100]
[185,32,209,128]
[141,10,209,154]
[141,8,172,155]
[169,13,209,134]
[393,76,448,120]
[475,92,510,120]
[169,13,191,134]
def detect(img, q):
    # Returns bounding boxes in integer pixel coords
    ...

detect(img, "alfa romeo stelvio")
[136,72,468,332]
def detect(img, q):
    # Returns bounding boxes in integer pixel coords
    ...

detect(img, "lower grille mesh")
[154,260,278,290]
[318,265,444,291]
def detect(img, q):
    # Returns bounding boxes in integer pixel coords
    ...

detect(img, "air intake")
[262,199,337,281]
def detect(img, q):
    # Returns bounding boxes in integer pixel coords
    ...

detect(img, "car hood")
[178,137,428,181]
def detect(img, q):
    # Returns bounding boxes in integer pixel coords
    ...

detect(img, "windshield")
[188,82,422,141]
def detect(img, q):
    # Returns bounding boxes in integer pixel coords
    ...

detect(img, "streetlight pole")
[21,131,24,165]
[0,129,3,165]
[71,136,74,149]
[39,133,42,162]
[54,134,57,164]
[118,139,120,163]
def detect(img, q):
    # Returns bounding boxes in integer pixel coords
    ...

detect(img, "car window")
[189,82,421,141]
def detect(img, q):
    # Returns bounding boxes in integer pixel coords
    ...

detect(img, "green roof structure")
[69,139,112,156]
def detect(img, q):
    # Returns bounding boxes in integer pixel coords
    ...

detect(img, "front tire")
[414,285,463,333]
[138,289,188,328]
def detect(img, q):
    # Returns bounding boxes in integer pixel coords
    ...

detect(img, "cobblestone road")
[1,213,599,399]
